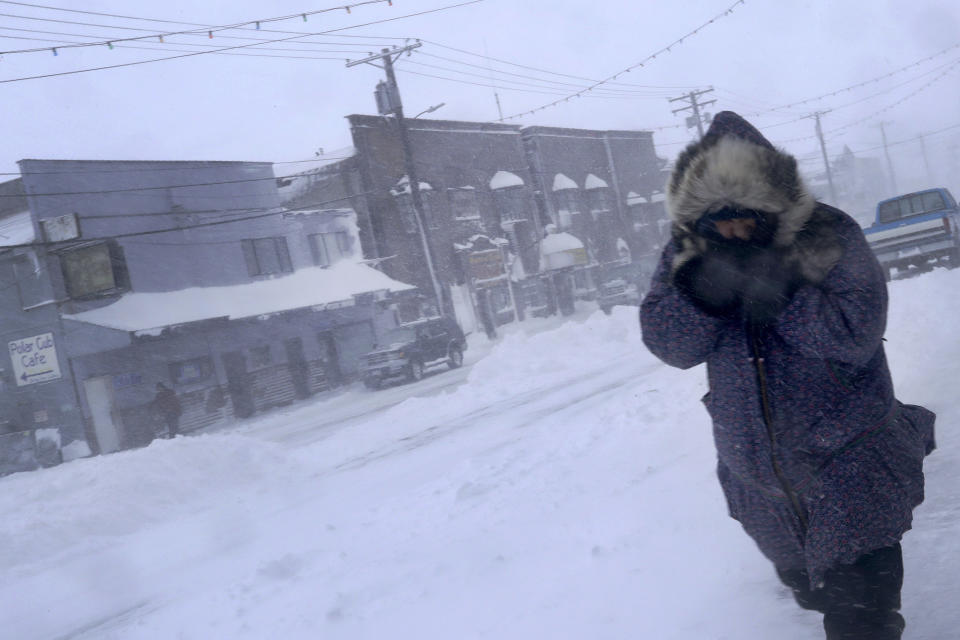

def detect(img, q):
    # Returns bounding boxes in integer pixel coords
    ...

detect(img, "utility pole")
[878,121,898,195]
[812,111,838,204]
[669,87,716,139]
[918,134,935,185]
[347,44,445,316]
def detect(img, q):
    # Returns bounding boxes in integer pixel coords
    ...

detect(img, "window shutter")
[241,239,259,276]
[276,237,293,273]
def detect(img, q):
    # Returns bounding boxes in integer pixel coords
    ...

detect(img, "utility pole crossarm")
[346,42,422,68]
[668,87,715,139]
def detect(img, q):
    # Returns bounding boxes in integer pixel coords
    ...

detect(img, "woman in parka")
[640,111,935,639]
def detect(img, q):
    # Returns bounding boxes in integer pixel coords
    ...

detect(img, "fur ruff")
[666,135,841,284]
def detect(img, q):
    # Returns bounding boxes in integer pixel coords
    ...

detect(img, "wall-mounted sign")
[41,213,79,242]
[8,332,62,386]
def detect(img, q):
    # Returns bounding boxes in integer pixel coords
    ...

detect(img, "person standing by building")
[152,382,183,439]
[639,111,935,639]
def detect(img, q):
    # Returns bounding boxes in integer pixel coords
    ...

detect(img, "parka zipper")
[749,328,809,536]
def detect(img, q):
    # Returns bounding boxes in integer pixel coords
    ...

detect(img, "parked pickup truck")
[863,187,960,281]
[359,316,467,390]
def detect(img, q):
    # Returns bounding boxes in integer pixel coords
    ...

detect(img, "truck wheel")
[447,346,463,369]
[408,360,424,382]
[363,378,381,390]
[949,246,960,269]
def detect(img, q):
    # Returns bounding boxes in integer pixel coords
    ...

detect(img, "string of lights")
[774,59,960,145]
[0,0,393,56]
[495,0,747,122]
[409,51,683,97]
[0,0,409,40]
[739,42,960,117]
[416,39,705,90]
[0,0,485,84]
[0,24,392,52]
[398,57,672,99]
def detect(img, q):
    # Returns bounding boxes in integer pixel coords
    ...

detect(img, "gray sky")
[1,0,958,195]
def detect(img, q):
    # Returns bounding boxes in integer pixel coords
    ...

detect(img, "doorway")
[82,376,121,454]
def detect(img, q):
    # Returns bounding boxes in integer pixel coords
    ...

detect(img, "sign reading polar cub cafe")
[8,333,62,386]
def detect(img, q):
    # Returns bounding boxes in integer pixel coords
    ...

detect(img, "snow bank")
[4,266,960,639]
[0,434,304,571]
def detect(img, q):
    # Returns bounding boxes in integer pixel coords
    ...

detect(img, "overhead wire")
[495,0,747,121]
[0,0,394,56]
[0,25,392,52]
[0,0,409,40]
[0,165,357,198]
[416,38,700,90]
[0,192,374,250]
[398,57,663,99]
[410,50,682,96]
[0,0,487,83]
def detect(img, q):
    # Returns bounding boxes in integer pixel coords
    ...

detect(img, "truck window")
[879,192,948,223]
[878,200,900,223]
[921,191,946,212]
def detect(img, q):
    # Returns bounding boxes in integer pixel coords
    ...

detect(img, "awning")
[64,261,415,335]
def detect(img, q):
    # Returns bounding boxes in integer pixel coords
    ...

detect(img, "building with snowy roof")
[280,115,669,331]
[0,159,417,470]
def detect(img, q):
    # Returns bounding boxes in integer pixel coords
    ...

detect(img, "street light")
[414,102,446,118]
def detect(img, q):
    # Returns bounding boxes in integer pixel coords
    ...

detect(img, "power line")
[0,0,486,84]
[739,42,960,116]
[496,0,747,121]
[0,25,391,52]
[774,59,960,145]
[0,33,366,62]
[0,0,408,40]
[0,155,355,177]
[397,58,659,99]
[0,0,393,56]
[0,193,372,250]
[0,163,356,198]
[417,38,699,90]
[411,50,681,96]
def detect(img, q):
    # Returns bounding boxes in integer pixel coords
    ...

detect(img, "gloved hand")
[673,244,746,318]
[739,248,802,327]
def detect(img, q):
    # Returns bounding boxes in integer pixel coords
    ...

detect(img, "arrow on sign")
[21,370,54,382]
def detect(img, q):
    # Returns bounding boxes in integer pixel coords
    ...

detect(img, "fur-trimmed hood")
[666,111,841,284]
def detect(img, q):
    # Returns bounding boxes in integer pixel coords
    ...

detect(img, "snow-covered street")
[2,269,958,640]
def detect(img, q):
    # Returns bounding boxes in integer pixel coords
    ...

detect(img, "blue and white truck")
[863,187,960,281]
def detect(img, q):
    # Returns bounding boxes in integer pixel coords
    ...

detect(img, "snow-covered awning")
[650,191,667,203]
[489,171,524,190]
[0,210,35,247]
[584,173,609,190]
[63,262,415,335]
[552,173,578,191]
[626,191,648,205]
[391,175,433,196]
[540,227,588,270]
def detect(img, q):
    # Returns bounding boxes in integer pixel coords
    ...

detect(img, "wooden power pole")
[347,44,445,315]
[669,87,716,139]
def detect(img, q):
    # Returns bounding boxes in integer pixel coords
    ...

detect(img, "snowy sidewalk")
[0,272,956,639]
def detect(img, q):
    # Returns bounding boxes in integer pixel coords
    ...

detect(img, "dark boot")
[776,544,905,640]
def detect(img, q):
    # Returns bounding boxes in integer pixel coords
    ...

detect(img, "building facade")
[280,116,669,333]
[0,159,414,471]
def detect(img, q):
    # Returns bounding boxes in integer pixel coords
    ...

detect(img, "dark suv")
[360,316,467,389]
